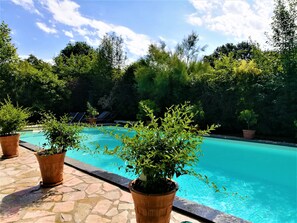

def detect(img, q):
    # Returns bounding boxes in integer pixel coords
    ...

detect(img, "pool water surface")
[21,127,297,223]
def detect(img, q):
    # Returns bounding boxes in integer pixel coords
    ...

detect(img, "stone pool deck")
[0,147,203,223]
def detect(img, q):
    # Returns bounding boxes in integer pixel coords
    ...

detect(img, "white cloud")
[63,30,74,38]
[38,0,151,57]
[188,0,274,47]
[187,13,203,26]
[190,0,222,11]
[36,22,57,34]
[112,25,151,57]
[11,0,41,15]
[12,0,154,58]
[73,27,94,37]
[40,0,89,27]
[44,58,54,65]
[19,54,29,60]
[84,36,101,47]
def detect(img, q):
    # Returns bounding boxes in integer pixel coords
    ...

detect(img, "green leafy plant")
[86,102,98,118]
[0,97,31,136]
[102,102,219,194]
[238,109,258,130]
[190,102,205,124]
[136,99,160,121]
[39,113,83,155]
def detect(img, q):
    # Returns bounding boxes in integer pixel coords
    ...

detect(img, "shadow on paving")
[0,184,56,216]
[0,156,11,162]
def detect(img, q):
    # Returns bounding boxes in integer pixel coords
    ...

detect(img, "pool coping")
[20,140,250,223]
[208,134,297,148]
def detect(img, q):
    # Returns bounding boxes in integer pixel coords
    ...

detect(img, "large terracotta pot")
[129,180,178,223]
[0,133,20,159]
[35,152,66,187]
[242,129,256,139]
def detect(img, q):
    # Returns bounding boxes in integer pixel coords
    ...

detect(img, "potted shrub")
[102,103,217,223]
[238,109,258,139]
[0,98,30,158]
[86,102,98,125]
[35,114,83,187]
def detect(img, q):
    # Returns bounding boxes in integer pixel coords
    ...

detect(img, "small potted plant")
[0,98,30,158]
[101,102,217,223]
[35,113,83,187]
[86,102,98,125]
[238,109,258,139]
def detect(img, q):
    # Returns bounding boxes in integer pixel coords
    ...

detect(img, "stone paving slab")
[0,147,203,223]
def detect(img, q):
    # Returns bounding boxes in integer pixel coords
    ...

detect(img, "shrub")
[136,99,160,121]
[238,109,258,129]
[0,98,30,135]
[102,102,218,193]
[86,102,98,118]
[40,113,83,155]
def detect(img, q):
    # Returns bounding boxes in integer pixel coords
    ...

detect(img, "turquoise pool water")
[21,127,297,223]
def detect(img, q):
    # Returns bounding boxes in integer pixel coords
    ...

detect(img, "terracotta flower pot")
[129,180,178,223]
[35,151,66,187]
[242,129,256,139]
[0,133,20,159]
[88,117,96,125]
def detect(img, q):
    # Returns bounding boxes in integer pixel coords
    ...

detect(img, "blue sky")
[0,0,275,63]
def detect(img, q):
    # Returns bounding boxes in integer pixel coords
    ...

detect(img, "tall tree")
[203,41,259,66]
[0,21,19,102]
[60,42,94,58]
[269,0,297,134]
[175,31,206,65]
[54,41,95,80]
[270,0,297,52]
[16,60,68,115]
[112,63,138,119]
[26,54,52,71]
[91,33,127,109]
[53,42,95,112]
[0,21,17,65]
[136,43,189,112]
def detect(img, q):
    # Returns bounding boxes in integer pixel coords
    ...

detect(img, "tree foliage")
[53,41,95,112]
[204,41,259,66]
[91,33,127,109]
[0,21,17,65]
[270,0,297,52]
[269,0,297,134]
[135,43,189,112]
[0,21,18,103]
[176,31,206,65]
[15,60,68,113]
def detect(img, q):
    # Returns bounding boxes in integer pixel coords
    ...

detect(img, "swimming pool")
[21,127,297,223]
